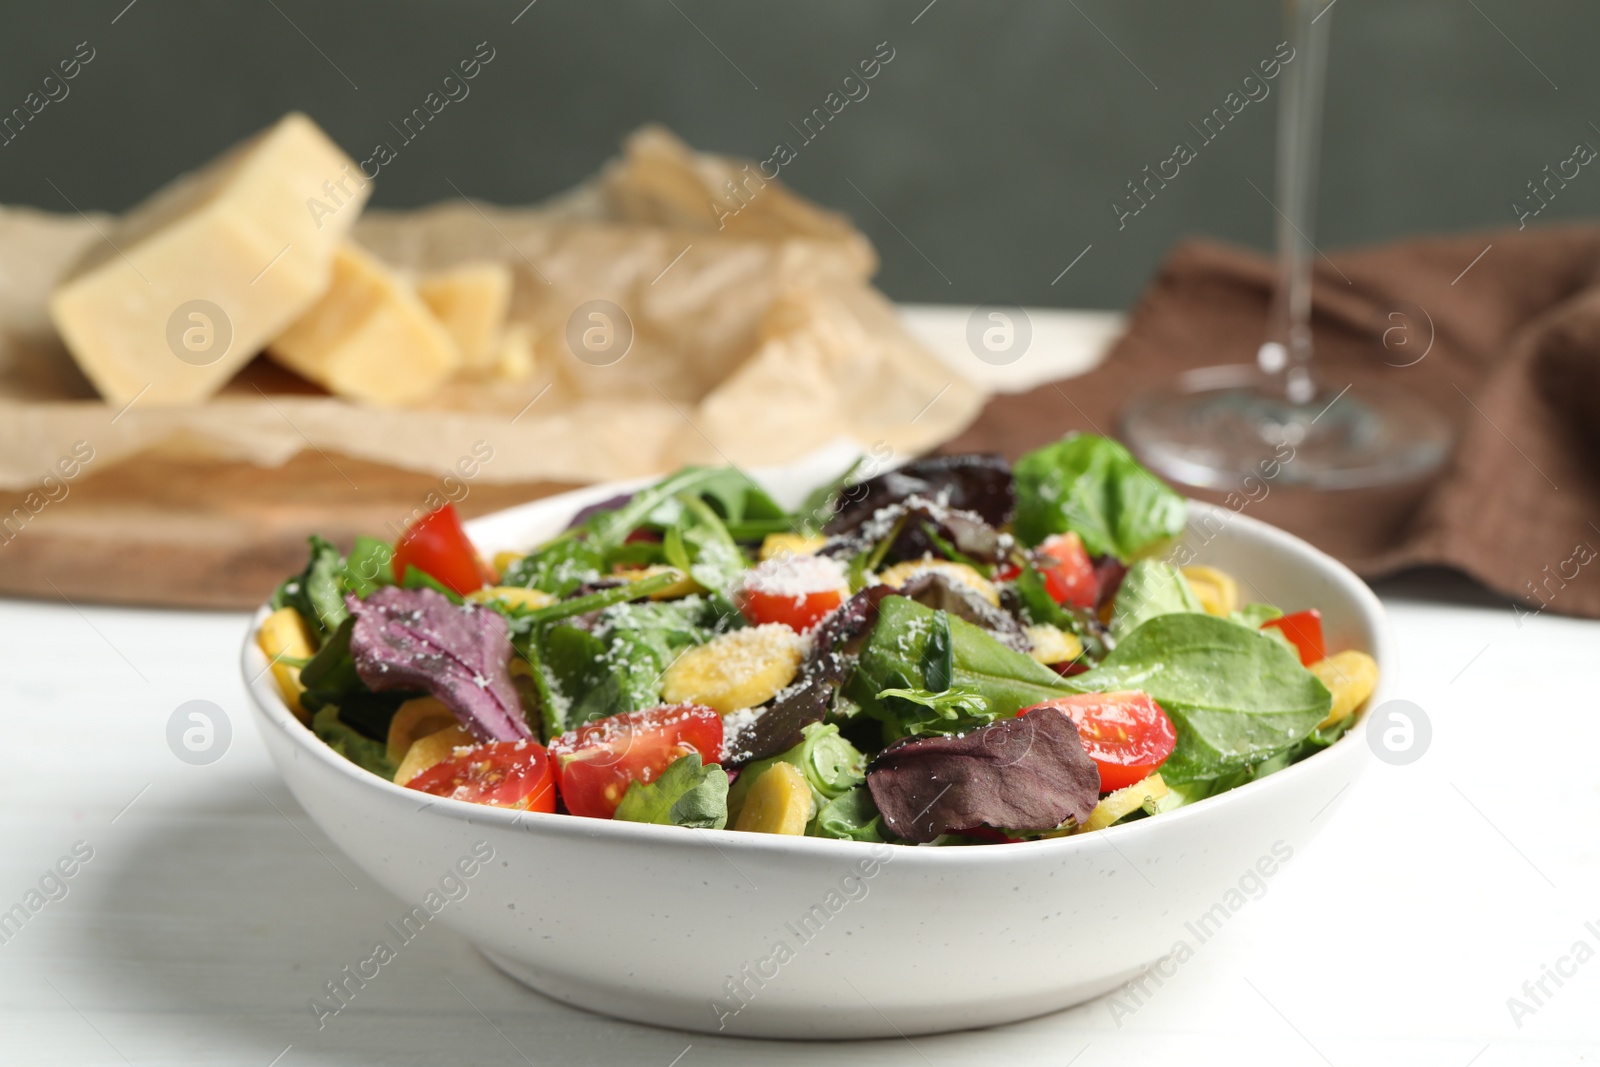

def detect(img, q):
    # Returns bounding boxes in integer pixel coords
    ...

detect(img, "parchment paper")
[0,127,984,489]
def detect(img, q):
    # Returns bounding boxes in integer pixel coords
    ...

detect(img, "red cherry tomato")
[1262,609,1325,667]
[405,740,557,811]
[993,561,1022,583]
[735,555,849,632]
[1022,691,1177,792]
[548,705,723,819]
[392,503,493,596]
[1036,533,1098,610]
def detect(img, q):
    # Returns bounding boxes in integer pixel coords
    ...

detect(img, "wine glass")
[1119,0,1452,490]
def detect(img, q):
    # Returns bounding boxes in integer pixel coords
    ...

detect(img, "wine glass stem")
[1262,0,1333,406]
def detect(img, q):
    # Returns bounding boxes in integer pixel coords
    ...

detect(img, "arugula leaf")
[517,571,678,626]
[849,596,1077,736]
[796,457,870,533]
[675,493,746,596]
[613,753,729,829]
[1012,433,1187,559]
[1111,560,1203,639]
[595,600,706,711]
[873,685,991,736]
[533,597,709,730]
[584,466,786,550]
[540,625,623,729]
[1065,612,1331,784]
[501,537,605,597]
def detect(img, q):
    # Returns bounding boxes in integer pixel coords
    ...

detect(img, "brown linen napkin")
[947,229,1600,619]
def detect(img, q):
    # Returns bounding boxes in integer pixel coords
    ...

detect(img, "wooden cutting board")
[0,449,580,610]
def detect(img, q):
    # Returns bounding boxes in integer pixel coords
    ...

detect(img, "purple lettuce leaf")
[346,586,530,742]
[866,711,1099,843]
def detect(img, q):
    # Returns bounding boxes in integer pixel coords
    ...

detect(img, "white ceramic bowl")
[241,446,1390,1040]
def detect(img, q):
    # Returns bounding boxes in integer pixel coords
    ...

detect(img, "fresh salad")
[256,433,1378,845]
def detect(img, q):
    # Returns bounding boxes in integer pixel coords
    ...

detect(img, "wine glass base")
[1119,365,1453,490]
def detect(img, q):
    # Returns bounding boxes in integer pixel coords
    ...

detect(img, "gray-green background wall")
[1,1,1589,308]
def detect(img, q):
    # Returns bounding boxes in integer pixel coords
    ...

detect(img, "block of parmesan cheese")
[49,112,369,406]
[268,241,461,405]
[416,262,513,372]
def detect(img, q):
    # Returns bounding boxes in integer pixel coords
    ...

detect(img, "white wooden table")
[3,309,1597,1065]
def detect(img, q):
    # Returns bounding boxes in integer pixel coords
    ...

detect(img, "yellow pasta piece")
[759,533,826,561]
[256,607,316,723]
[877,558,1000,607]
[1309,650,1379,728]
[1181,566,1240,617]
[466,585,557,611]
[660,624,802,714]
[732,762,813,835]
[615,564,700,600]
[393,724,474,785]
[386,697,458,766]
[1025,624,1084,665]
[1082,774,1169,833]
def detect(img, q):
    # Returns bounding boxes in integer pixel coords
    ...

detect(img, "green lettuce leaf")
[813,786,890,842]
[727,722,866,818]
[312,706,397,780]
[614,753,729,829]
[1012,433,1186,559]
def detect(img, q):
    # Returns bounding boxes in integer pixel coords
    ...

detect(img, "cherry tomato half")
[548,705,723,819]
[735,554,849,632]
[392,503,494,596]
[1036,533,1098,610]
[405,740,558,811]
[1023,690,1177,792]
[1262,609,1325,667]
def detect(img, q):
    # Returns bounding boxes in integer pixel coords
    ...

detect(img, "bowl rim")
[241,490,1391,867]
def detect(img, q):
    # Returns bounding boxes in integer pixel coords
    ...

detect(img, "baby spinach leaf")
[614,753,729,829]
[1111,560,1203,639]
[921,610,953,692]
[849,596,1076,735]
[1066,612,1331,783]
[1013,433,1186,559]
[1231,602,1284,628]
